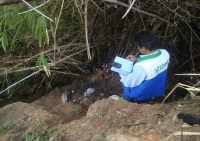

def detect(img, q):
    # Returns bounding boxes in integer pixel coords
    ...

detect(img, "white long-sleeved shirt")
[119,66,146,87]
[119,52,159,87]
[119,49,170,100]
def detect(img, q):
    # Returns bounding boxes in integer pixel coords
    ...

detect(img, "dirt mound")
[1,88,200,141]
[1,72,200,141]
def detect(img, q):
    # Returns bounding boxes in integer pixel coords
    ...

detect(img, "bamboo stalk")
[84,0,91,60]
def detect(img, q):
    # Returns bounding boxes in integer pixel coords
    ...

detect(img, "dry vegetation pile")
[0,0,200,100]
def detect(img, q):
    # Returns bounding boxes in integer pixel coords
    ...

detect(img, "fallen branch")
[162,131,200,141]
[175,73,200,76]
[161,83,200,106]
[0,69,43,95]
[122,0,136,19]
[18,0,51,15]
[0,43,84,76]
[21,0,55,23]
[161,83,180,106]
[110,122,147,127]
[0,45,97,95]
[103,0,171,25]
[49,45,96,65]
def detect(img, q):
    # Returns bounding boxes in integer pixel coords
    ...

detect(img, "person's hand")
[126,55,137,62]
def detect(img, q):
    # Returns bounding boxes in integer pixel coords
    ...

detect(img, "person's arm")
[119,66,146,87]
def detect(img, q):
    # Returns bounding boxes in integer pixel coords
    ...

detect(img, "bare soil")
[0,70,200,141]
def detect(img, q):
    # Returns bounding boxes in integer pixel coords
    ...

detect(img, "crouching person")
[120,29,170,104]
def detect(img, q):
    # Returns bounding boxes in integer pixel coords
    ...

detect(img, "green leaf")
[41,54,51,77]
[35,17,47,47]
[35,54,50,77]
[0,21,3,31]
[41,54,49,70]
[5,18,12,28]
[28,11,36,32]
[47,127,56,135]
[1,32,8,53]
[35,17,40,37]
[35,55,42,71]
[38,27,42,47]
[11,24,22,49]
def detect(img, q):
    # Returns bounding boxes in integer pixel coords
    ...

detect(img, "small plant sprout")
[0,122,15,133]
[25,132,35,141]
[95,110,107,118]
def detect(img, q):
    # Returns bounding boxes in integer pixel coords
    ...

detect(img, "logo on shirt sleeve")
[154,60,169,74]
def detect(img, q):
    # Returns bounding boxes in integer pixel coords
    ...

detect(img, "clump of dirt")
[0,71,200,141]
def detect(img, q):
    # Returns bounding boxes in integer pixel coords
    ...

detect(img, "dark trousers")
[121,91,149,104]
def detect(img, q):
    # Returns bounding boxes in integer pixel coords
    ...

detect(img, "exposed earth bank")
[0,73,200,141]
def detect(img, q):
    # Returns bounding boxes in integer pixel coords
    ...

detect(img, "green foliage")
[46,126,57,135]
[27,11,49,47]
[25,127,56,140]
[11,23,23,49]
[0,5,25,51]
[0,3,50,51]
[0,32,8,52]
[28,11,37,32]
[37,126,57,139]
[35,16,48,47]
[0,1,88,99]
[95,110,107,118]
[25,132,35,141]
[0,122,15,134]
[35,129,49,139]
[35,54,51,77]
[0,1,84,55]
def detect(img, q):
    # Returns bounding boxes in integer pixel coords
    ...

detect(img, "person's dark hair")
[133,29,158,51]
